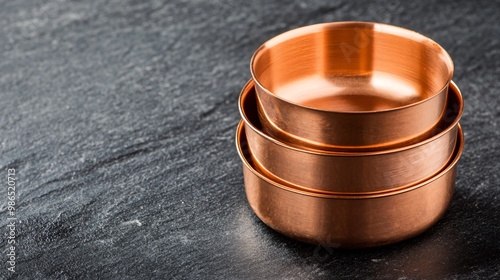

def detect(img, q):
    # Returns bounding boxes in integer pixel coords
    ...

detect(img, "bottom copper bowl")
[236,121,464,248]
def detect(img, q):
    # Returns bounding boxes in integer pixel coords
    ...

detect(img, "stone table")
[0,0,498,279]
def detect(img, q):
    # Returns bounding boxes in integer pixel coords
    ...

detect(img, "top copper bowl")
[251,22,454,151]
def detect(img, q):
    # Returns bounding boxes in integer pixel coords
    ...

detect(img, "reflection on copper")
[235,121,463,248]
[239,80,463,194]
[251,22,454,151]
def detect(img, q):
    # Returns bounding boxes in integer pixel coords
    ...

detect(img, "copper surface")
[236,121,464,248]
[251,22,454,151]
[239,79,463,194]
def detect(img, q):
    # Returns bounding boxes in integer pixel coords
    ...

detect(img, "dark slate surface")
[0,0,499,279]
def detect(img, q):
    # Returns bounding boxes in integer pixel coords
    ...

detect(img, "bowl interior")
[252,22,453,112]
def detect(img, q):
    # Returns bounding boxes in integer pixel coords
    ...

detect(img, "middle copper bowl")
[239,79,463,194]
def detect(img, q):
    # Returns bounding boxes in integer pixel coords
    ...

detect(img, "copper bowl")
[239,79,462,194]
[251,22,454,151]
[236,121,463,248]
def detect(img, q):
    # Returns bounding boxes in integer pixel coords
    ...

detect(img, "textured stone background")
[0,0,499,279]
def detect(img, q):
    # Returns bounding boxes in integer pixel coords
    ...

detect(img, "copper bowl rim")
[250,21,454,114]
[239,79,463,156]
[236,120,463,199]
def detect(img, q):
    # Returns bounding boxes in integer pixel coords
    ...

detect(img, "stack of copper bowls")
[236,22,463,248]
